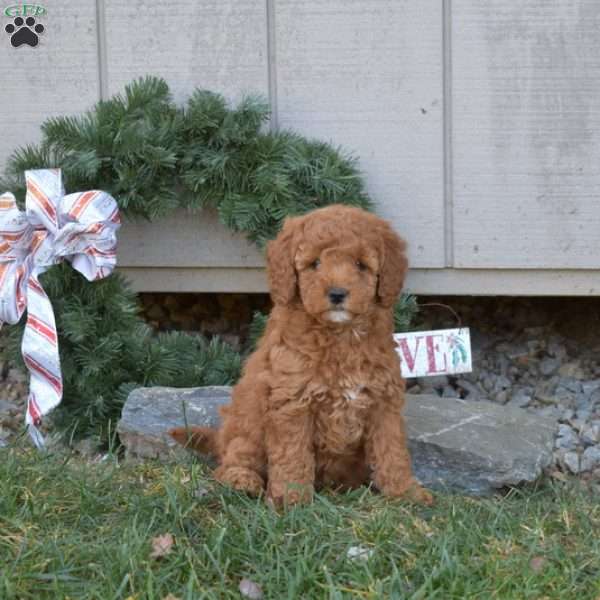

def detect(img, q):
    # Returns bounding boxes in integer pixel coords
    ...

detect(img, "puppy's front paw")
[267,481,314,509]
[214,466,265,496]
[383,480,434,506]
[402,483,434,506]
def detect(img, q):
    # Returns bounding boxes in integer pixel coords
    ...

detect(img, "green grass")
[1,443,599,600]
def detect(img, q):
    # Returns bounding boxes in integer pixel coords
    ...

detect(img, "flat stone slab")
[117,386,558,495]
[118,386,230,463]
[404,396,556,494]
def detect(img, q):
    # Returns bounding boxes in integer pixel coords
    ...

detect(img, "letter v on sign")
[396,335,422,372]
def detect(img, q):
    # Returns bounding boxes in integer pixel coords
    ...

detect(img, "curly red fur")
[170,205,432,507]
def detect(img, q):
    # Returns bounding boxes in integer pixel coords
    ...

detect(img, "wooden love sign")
[393,328,472,379]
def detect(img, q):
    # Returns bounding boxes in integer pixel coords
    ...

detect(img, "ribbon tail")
[27,422,47,450]
[22,271,63,430]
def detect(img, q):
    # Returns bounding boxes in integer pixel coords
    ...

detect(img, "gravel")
[0,334,28,443]
[410,297,600,480]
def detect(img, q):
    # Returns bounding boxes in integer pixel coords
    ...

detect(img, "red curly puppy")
[170,205,432,507]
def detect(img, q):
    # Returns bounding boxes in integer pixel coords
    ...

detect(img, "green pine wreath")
[1,76,416,442]
[1,76,371,245]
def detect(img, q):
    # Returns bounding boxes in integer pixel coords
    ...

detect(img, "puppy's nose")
[328,287,349,305]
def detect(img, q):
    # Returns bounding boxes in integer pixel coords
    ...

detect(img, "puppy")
[170,205,432,507]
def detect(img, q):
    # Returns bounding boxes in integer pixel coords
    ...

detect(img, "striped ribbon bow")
[0,169,120,446]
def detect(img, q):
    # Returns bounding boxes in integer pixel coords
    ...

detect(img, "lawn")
[1,442,599,600]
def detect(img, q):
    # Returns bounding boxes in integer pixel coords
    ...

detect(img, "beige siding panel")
[119,266,600,296]
[103,0,269,103]
[0,1,100,173]
[275,0,445,268]
[119,267,268,293]
[452,0,600,268]
[118,209,264,268]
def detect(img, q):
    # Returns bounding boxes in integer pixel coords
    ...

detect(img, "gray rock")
[495,375,512,391]
[553,449,568,470]
[505,343,529,360]
[0,424,10,447]
[559,378,583,394]
[575,393,590,412]
[494,341,512,354]
[538,387,575,409]
[416,384,436,396]
[508,366,520,377]
[117,387,231,461]
[580,423,600,446]
[558,363,585,380]
[509,388,532,408]
[470,330,495,352]
[456,379,481,400]
[442,386,459,399]
[482,375,496,393]
[539,357,560,376]
[73,438,103,458]
[406,398,556,495]
[569,418,587,432]
[555,424,579,450]
[456,371,478,383]
[527,340,544,355]
[563,451,581,474]
[547,338,568,360]
[7,368,26,384]
[581,447,600,472]
[535,393,559,407]
[538,406,562,419]
[576,409,591,422]
[494,390,509,404]
[418,375,448,390]
[497,355,510,377]
[0,400,14,416]
[118,387,558,496]
[590,387,600,407]
[581,380,600,397]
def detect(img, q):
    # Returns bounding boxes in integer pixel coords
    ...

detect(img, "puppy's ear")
[266,216,301,306]
[377,223,408,308]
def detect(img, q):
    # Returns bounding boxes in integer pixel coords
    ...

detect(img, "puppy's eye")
[356,260,368,272]
[310,258,321,270]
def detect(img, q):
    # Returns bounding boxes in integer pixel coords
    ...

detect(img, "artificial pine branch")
[4,76,370,241]
[394,294,420,333]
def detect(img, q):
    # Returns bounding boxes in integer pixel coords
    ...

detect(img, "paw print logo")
[5,16,45,47]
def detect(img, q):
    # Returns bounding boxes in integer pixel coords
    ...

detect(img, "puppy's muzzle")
[328,287,349,306]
